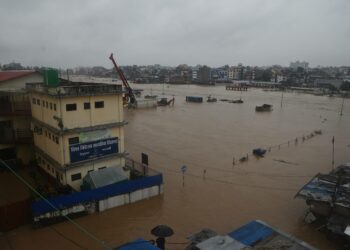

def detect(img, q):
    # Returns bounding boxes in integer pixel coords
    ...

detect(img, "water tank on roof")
[43,68,59,87]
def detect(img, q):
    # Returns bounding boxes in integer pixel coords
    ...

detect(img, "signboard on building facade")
[69,137,118,163]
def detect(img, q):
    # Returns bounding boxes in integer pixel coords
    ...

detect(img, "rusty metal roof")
[0,70,36,82]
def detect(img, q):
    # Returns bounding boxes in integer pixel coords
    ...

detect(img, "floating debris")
[273,159,298,165]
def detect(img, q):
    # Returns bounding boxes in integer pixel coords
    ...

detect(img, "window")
[95,101,104,108]
[71,173,81,181]
[37,99,40,105]
[48,132,51,140]
[50,103,52,110]
[32,98,36,104]
[44,130,47,137]
[54,103,57,111]
[46,101,48,108]
[84,102,90,110]
[66,103,77,111]
[69,137,79,145]
[55,136,59,144]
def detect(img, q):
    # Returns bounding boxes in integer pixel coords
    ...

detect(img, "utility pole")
[340,95,345,116]
[332,136,335,170]
[280,88,284,108]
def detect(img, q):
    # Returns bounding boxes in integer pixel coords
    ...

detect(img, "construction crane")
[109,53,137,106]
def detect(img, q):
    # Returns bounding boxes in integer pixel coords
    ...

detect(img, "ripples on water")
[5,84,349,250]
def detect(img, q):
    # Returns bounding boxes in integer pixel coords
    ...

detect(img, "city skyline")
[1,0,350,68]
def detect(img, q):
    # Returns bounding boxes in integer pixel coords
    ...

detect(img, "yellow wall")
[36,151,125,190]
[33,126,124,165]
[30,93,124,130]
[30,94,61,129]
[30,88,126,191]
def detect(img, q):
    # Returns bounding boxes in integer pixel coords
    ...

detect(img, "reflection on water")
[3,84,349,250]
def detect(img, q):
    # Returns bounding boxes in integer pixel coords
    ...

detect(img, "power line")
[0,159,111,250]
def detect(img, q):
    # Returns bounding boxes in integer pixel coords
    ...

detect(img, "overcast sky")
[1,0,350,68]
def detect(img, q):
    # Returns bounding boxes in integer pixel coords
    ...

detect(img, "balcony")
[0,128,33,144]
[0,101,31,116]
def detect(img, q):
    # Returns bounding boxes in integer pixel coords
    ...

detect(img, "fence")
[32,174,163,217]
[125,157,160,177]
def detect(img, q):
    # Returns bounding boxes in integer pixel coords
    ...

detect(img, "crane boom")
[109,53,136,105]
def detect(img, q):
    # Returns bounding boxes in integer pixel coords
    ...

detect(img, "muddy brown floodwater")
[1,84,350,250]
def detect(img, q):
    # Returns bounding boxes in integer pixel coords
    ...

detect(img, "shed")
[82,166,128,190]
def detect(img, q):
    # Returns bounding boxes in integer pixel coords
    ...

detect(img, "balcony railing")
[0,101,31,116]
[26,82,124,97]
[125,157,160,177]
[0,128,33,144]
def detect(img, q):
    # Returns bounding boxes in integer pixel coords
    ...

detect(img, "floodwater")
[2,84,350,250]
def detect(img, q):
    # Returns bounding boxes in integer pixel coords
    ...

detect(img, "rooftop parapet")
[26,82,124,97]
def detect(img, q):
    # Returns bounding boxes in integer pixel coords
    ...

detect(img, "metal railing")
[0,128,32,144]
[0,101,31,115]
[26,82,123,97]
[125,157,160,177]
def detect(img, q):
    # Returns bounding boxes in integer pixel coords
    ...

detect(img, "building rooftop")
[0,70,37,82]
[26,81,124,97]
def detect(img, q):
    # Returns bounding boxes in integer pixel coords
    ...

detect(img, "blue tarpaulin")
[115,238,160,250]
[32,174,163,216]
[228,220,274,246]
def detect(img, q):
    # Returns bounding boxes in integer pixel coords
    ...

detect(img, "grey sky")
[1,0,350,68]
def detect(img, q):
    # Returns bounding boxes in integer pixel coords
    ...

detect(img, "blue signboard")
[69,137,118,163]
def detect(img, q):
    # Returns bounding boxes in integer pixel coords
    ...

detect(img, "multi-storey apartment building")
[27,80,128,191]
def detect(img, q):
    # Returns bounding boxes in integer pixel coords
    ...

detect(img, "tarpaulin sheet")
[228,220,274,246]
[115,238,160,250]
[32,174,162,216]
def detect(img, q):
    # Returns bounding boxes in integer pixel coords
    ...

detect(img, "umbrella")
[151,225,174,237]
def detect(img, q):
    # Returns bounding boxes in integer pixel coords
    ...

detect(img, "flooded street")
[2,84,350,250]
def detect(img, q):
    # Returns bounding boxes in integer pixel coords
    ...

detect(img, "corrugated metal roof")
[228,220,316,250]
[0,70,36,82]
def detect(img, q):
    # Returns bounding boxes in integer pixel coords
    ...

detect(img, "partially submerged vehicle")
[253,148,267,157]
[229,99,244,104]
[186,96,203,103]
[207,95,217,102]
[255,104,272,112]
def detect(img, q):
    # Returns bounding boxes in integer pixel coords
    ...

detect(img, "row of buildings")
[2,61,350,89]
